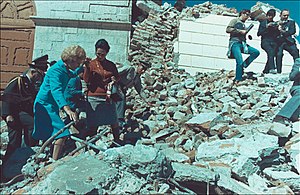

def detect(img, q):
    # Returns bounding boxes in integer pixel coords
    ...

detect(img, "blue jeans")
[231,42,260,81]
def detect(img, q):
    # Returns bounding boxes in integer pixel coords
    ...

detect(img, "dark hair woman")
[83,39,121,145]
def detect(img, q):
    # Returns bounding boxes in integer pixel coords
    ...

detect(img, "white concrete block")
[178,54,192,66]
[202,23,226,35]
[191,33,215,45]
[178,42,202,56]
[191,56,215,68]
[180,21,202,33]
[202,45,225,58]
[179,31,192,43]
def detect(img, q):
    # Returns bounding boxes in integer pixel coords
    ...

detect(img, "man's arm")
[1,78,20,120]
[281,20,296,37]
[134,76,149,104]
[226,18,245,35]
[257,20,268,37]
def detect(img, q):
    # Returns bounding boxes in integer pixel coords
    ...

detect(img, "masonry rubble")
[1,1,300,194]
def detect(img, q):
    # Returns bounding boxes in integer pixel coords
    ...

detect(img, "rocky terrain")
[1,1,299,194]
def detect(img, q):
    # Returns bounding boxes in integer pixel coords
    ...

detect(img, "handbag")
[110,83,124,102]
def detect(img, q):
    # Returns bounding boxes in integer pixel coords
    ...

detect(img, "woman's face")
[68,59,84,70]
[96,48,107,62]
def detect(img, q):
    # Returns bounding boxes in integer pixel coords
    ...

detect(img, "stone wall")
[31,1,132,63]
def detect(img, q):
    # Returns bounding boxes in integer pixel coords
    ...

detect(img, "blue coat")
[64,76,85,110]
[32,60,83,141]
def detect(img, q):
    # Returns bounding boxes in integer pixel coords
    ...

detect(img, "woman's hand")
[6,115,14,122]
[63,106,78,122]
[83,57,91,68]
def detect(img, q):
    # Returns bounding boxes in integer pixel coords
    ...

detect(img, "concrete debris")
[1,1,300,195]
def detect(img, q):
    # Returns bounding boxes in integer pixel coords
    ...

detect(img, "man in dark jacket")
[273,58,300,124]
[257,9,280,74]
[1,68,42,160]
[276,9,300,73]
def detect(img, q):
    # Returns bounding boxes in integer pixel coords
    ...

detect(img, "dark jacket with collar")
[278,19,297,45]
[257,20,280,41]
[1,74,37,117]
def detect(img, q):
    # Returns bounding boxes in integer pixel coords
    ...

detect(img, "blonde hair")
[61,45,86,64]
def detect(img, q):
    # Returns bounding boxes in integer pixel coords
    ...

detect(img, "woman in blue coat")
[32,45,89,160]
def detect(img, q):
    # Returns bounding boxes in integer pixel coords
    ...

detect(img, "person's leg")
[52,137,67,160]
[268,41,277,71]
[276,89,300,120]
[231,42,244,81]
[243,45,260,68]
[284,44,300,60]
[19,112,38,147]
[116,97,126,127]
[3,117,22,160]
[111,123,121,143]
[276,43,285,73]
[261,40,272,73]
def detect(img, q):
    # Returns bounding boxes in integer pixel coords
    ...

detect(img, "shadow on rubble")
[172,180,233,194]
[123,118,150,145]
[244,71,257,80]
[1,147,35,181]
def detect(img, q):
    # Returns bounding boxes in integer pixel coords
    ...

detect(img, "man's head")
[266,9,276,21]
[174,1,184,12]
[280,9,289,21]
[239,9,250,22]
[30,54,49,72]
[136,60,151,74]
[25,68,42,83]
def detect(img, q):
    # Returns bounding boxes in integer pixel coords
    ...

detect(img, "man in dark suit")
[257,9,280,74]
[1,67,42,161]
[276,9,300,73]
[273,58,300,124]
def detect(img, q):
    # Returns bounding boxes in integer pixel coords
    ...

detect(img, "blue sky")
[164,1,300,40]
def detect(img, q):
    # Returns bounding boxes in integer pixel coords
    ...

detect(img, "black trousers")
[2,112,38,160]
[261,39,277,73]
[276,42,299,73]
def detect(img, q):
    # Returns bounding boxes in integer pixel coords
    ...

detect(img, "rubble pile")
[129,1,238,68]
[180,1,238,18]
[2,69,299,194]
[1,1,300,194]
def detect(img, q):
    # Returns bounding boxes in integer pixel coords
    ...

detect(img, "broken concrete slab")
[111,172,146,194]
[268,122,292,138]
[161,148,189,163]
[186,112,219,130]
[263,168,300,191]
[171,162,215,182]
[284,133,300,174]
[27,153,117,194]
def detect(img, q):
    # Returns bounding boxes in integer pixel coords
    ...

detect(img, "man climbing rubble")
[116,60,152,128]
